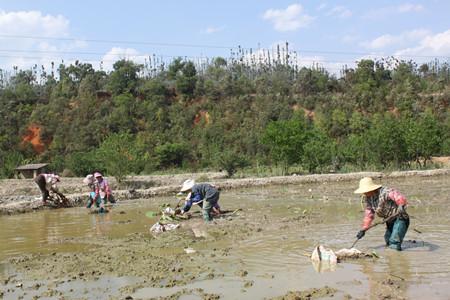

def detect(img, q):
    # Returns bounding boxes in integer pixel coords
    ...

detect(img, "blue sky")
[0,0,449,72]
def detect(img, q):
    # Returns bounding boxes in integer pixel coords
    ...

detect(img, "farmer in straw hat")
[177,179,221,222]
[354,177,409,251]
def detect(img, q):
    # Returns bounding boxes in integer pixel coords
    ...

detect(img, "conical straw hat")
[354,177,382,194]
[180,179,195,192]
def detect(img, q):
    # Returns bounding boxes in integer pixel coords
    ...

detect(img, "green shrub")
[155,143,189,169]
[217,151,249,178]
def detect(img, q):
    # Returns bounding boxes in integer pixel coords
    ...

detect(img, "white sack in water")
[311,245,338,263]
[164,207,176,215]
[184,247,196,254]
[311,245,367,262]
[335,248,364,259]
[311,245,337,272]
[150,222,180,234]
[310,245,370,273]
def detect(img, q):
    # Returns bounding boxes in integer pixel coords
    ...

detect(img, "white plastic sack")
[150,222,180,234]
[164,207,176,215]
[184,247,196,254]
[311,245,338,264]
[335,248,363,259]
[311,245,338,273]
[310,245,373,272]
[83,174,94,185]
[311,245,337,273]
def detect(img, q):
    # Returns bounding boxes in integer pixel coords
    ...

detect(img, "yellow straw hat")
[354,177,382,194]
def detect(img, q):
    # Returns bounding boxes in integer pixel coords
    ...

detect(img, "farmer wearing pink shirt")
[354,177,409,251]
[87,172,115,212]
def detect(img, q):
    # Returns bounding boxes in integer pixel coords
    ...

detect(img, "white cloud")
[0,10,69,37]
[362,29,431,49]
[326,6,352,18]
[395,29,450,57]
[100,47,148,71]
[263,4,314,32]
[0,10,85,69]
[397,3,424,13]
[363,3,425,19]
[205,26,223,34]
[364,34,397,49]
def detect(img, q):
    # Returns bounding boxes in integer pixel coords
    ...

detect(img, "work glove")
[356,230,366,239]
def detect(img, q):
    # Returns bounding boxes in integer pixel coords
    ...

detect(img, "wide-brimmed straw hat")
[354,177,382,194]
[180,179,195,192]
[83,174,94,184]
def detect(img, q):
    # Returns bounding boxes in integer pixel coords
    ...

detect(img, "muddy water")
[0,204,155,260]
[1,175,449,299]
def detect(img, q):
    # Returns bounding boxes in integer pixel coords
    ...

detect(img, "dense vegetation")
[1,53,449,179]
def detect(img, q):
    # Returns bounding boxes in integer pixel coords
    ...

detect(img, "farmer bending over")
[87,172,115,212]
[34,173,60,204]
[354,177,409,251]
[83,174,96,201]
[178,179,221,222]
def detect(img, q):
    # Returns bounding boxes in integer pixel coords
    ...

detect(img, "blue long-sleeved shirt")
[182,183,219,212]
[182,192,203,212]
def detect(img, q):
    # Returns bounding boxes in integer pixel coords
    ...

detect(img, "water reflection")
[386,250,411,280]
[402,240,439,251]
[90,211,113,236]
[311,260,337,273]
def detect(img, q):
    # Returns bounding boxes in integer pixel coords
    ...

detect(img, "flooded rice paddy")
[1,174,449,299]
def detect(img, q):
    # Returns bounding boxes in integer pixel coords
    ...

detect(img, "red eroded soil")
[22,125,46,154]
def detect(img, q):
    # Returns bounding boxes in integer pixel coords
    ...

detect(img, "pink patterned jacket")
[362,187,407,230]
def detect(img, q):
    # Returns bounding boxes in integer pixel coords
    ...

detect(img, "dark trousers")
[202,192,220,222]
[385,216,410,250]
[34,174,49,201]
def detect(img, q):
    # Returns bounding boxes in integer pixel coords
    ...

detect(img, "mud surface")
[1,173,450,299]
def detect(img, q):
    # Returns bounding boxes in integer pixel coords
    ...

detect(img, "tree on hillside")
[216,150,249,178]
[107,60,142,96]
[166,58,198,98]
[167,58,185,80]
[95,132,147,182]
[261,115,309,174]
[366,113,407,168]
[302,128,335,173]
[340,133,370,169]
[403,110,442,166]
[176,61,197,98]
[154,142,189,169]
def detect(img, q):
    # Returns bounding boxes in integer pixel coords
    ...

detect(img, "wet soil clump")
[270,286,338,299]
